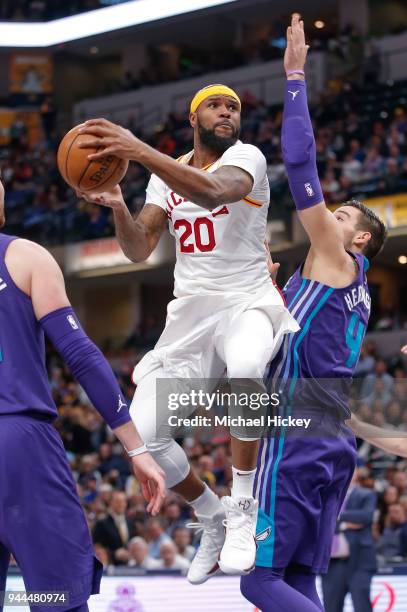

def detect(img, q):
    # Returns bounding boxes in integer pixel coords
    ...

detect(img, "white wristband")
[128,444,148,457]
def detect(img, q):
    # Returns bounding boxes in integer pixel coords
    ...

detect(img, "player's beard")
[197,120,240,155]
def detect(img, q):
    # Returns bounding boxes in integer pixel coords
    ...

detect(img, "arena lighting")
[398,255,407,265]
[314,20,325,29]
[0,0,239,48]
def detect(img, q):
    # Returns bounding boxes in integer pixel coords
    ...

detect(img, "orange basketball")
[57,123,128,193]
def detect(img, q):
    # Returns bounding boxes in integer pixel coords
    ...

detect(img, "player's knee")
[147,438,190,488]
[227,352,266,380]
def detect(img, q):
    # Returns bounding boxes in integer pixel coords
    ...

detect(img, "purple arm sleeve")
[281,79,324,210]
[40,306,131,429]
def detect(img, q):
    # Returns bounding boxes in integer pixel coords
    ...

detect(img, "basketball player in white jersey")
[77,85,298,580]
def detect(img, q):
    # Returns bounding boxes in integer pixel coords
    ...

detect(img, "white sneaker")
[219,496,258,575]
[186,510,226,585]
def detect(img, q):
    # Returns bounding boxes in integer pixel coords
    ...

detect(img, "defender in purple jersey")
[0,179,165,612]
[240,14,387,612]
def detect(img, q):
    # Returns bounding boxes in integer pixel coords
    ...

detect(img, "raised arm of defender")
[282,14,350,269]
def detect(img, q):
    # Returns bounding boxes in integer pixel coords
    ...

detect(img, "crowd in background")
[40,336,407,571]
[2,77,407,332]
[107,22,368,95]
[3,77,407,249]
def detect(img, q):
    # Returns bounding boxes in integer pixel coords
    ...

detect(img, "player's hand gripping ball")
[57,123,128,193]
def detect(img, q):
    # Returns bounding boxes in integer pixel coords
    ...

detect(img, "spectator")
[127,537,161,569]
[77,454,101,486]
[354,342,377,378]
[92,491,136,565]
[163,501,185,536]
[99,483,113,506]
[383,485,400,506]
[197,455,216,488]
[376,503,407,560]
[392,471,407,497]
[156,541,191,572]
[386,401,403,427]
[172,527,196,562]
[377,486,399,533]
[145,518,172,559]
[98,442,130,486]
[322,470,377,612]
[82,475,99,504]
[362,359,395,401]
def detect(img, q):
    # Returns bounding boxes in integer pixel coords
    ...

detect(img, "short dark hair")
[342,199,387,260]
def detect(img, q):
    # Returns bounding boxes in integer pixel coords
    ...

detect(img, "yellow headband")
[190,84,241,113]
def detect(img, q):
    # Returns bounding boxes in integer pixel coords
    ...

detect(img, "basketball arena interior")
[1,1,407,611]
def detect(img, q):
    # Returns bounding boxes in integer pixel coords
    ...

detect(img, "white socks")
[188,470,257,517]
[190,483,223,517]
[231,466,256,499]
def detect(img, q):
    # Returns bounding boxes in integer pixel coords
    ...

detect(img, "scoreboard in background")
[5,572,407,611]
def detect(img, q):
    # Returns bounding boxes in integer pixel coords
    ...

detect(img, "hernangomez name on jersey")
[145,141,271,297]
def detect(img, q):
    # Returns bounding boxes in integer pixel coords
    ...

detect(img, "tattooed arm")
[113,202,167,262]
[134,148,254,210]
[77,185,168,263]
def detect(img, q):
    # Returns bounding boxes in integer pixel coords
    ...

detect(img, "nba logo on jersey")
[0,277,7,291]
[67,314,79,330]
[304,183,314,197]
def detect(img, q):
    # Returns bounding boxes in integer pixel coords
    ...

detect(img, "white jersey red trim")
[145,141,271,297]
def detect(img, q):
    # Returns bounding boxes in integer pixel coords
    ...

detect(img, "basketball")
[57,123,128,193]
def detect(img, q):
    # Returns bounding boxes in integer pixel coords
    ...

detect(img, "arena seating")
[3,78,407,247]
